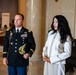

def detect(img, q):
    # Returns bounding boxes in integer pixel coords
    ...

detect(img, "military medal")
[9,32,13,40]
[10,32,13,37]
[21,32,27,37]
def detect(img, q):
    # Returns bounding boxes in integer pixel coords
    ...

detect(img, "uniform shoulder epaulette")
[6,28,10,31]
[28,29,31,32]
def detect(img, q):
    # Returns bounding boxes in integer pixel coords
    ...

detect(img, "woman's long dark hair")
[51,15,73,43]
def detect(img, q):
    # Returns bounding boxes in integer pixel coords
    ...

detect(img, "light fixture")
[55,0,58,2]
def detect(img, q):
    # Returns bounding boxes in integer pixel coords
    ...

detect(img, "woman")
[42,15,73,75]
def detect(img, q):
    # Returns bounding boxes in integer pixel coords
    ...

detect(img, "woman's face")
[53,18,58,30]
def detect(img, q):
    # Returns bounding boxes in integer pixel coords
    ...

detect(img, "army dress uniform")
[3,27,36,67]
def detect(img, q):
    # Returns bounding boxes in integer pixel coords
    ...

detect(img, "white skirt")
[43,62,65,75]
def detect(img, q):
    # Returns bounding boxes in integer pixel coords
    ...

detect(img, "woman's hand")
[43,55,50,62]
[43,55,48,62]
[46,57,50,62]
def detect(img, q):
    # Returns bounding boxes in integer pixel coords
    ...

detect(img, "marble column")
[75,1,76,38]
[25,0,42,61]
[18,0,26,26]
[0,46,3,52]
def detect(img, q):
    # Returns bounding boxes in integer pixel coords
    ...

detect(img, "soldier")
[3,13,36,75]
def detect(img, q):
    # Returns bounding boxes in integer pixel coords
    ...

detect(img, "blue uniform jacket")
[3,27,36,67]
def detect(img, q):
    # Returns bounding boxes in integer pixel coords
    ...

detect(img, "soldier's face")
[14,15,24,27]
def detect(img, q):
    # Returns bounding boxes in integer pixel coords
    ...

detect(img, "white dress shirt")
[16,27,22,33]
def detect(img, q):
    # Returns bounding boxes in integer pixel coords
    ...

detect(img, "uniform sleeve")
[3,31,9,58]
[27,31,36,56]
[51,37,72,64]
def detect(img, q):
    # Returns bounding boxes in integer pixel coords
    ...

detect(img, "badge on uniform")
[21,32,27,37]
[9,32,13,40]
[10,32,13,37]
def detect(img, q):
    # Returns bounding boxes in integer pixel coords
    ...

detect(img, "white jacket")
[42,30,71,64]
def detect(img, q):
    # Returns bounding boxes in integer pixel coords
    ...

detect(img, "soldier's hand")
[23,53,30,59]
[3,58,8,65]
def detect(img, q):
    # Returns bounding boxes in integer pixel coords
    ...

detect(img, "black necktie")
[17,29,19,33]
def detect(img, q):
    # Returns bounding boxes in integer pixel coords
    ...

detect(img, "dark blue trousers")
[8,66,27,75]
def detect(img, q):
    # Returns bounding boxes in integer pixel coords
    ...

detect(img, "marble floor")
[0,52,76,75]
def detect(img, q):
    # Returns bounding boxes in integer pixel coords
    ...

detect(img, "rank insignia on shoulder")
[28,30,31,32]
[6,29,10,31]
